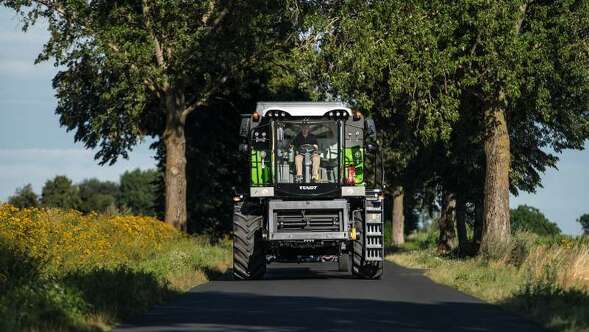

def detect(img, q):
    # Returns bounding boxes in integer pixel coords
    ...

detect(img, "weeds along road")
[115,261,545,332]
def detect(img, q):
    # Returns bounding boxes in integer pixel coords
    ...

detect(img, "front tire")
[233,204,266,280]
[338,253,350,272]
[352,215,383,279]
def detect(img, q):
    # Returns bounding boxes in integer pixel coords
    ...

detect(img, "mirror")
[366,143,378,153]
[239,116,251,138]
[239,143,249,153]
[365,118,377,139]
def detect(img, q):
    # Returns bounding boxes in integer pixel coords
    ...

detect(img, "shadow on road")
[116,290,545,332]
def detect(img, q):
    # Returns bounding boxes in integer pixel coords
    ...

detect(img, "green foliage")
[41,175,81,210]
[119,169,159,216]
[0,224,230,331]
[511,205,561,236]
[578,214,589,235]
[7,184,39,208]
[78,178,120,214]
[389,230,589,332]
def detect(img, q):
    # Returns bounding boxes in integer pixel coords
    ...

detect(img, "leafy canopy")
[578,214,589,235]
[0,0,290,164]
[8,184,39,209]
[41,175,80,210]
[510,205,560,236]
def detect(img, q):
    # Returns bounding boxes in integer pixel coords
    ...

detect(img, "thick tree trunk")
[437,192,456,254]
[473,197,484,250]
[455,194,468,256]
[163,92,188,231]
[392,186,404,246]
[480,105,511,255]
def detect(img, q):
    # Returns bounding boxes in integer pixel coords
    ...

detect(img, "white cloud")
[0,147,156,201]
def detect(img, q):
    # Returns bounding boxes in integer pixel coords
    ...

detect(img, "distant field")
[0,204,231,331]
[387,231,589,332]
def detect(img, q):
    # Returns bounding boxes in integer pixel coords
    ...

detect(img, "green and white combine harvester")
[234,102,384,280]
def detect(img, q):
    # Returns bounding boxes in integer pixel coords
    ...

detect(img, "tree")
[392,187,405,246]
[119,169,158,216]
[0,0,296,231]
[78,179,119,213]
[289,0,462,246]
[41,176,80,209]
[511,205,560,236]
[8,184,39,208]
[454,1,589,254]
[578,214,589,235]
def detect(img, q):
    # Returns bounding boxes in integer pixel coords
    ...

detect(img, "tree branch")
[142,0,166,71]
[182,75,228,119]
[514,2,529,35]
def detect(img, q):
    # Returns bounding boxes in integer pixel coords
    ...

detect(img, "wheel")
[352,214,383,279]
[338,253,350,272]
[233,203,266,280]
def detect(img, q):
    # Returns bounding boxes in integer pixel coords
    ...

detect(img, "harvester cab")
[234,102,384,280]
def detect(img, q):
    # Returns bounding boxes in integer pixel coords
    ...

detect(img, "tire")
[338,253,350,272]
[233,204,266,280]
[352,214,383,279]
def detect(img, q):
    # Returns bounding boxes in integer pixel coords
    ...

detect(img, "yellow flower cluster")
[0,204,182,274]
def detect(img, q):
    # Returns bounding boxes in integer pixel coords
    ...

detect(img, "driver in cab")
[293,124,320,183]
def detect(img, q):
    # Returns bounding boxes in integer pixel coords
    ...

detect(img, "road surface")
[115,261,544,332]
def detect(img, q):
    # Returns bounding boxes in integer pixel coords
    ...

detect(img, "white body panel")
[256,102,351,117]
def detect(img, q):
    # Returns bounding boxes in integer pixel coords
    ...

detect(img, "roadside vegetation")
[0,204,230,331]
[387,226,589,332]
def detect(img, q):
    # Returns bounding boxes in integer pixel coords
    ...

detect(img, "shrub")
[0,204,230,331]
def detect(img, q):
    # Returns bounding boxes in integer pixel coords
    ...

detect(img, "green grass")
[0,236,231,332]
[387,231,589,332]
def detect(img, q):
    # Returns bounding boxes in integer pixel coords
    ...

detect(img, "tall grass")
[0,204,231,331]
[387,230,589,332]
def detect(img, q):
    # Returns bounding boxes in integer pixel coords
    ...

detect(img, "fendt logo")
[299,185,318,190]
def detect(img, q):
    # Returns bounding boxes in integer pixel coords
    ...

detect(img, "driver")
[292,124,320,183]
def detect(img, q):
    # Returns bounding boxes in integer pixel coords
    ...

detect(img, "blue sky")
[0,9,587,234]
[0,10,156,202]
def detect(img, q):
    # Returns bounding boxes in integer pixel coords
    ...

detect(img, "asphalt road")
[114,261,545,332]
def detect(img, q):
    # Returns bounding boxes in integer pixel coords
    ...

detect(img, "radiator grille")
[275,210,341,232]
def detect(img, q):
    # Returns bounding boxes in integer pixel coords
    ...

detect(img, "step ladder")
[364,195,384,261]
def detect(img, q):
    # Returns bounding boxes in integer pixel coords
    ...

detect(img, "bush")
[511,205,561,236]
[387,227,589,332]
[0,204,230,331]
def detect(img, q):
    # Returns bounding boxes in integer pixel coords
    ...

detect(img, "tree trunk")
[480,105,511,255]
[455,195,468,256]
[392,186,404,246]
[473,197,483,250]
[437,192,456,254]
[163,91,188,231]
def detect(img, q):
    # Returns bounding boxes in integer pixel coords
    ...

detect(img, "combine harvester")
[234,102,384,280]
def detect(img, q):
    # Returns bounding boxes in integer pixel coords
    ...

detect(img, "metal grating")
[364,198,384,261]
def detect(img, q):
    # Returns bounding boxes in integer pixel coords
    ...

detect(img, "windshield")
[274,120,340,184]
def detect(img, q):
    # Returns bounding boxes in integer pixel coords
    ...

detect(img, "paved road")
[115,261,544,332]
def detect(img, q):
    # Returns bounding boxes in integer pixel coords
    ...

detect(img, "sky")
[0,10,156,202]
[0,9,587,234]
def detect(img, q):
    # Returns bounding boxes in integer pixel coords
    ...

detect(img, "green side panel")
[251,150,271,186]
[344,147,364,185]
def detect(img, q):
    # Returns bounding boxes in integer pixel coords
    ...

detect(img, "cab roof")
[255,102,351,117]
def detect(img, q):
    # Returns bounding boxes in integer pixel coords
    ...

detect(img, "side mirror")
[366,143,378,153]
[239,143,249,153]
[365,118,377,140]
[239,115,251,138]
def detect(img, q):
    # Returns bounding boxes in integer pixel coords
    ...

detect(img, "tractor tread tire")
[233,208,266,280]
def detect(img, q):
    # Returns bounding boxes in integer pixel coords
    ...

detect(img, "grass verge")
[387,231,589,332]
[0,204,231,331]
